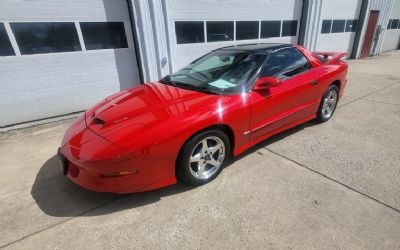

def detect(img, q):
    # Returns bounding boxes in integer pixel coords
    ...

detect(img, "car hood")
[85,82,219,144]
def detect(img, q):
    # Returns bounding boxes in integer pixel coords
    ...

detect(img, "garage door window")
[0,23,15,56]
[321,20,332,34]
[175,21,204,44]
[11,22,81,55]
[282,20,298,37]
[80,22,128,50]
[331,20,346,33]
[322,19,359,34]
[236,21,259,40]
[206,21,234,42]
[261,21,281,38]
[345,19,358,32]
[389,19,399,29]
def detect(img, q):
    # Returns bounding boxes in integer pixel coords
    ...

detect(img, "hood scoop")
[93,117,105,126]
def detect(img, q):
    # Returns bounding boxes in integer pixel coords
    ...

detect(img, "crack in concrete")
[264,148,400,214]
[363,98,400,107]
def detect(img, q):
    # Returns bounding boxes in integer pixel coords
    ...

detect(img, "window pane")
[260,48,309,79]
[260,21,281,38]
[11,22,81,55]
[282,20,298,37]
[175,21,204,44]
[0,23,15,56]
[391,19,399,29]
[321,20,332,34]
[206,21,234,42]
[236,21,259,40]
[80,22,127,50]
[331,20,346,33]
[345,19,358,32]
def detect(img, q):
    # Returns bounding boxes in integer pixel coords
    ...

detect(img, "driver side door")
[249,47,321,140]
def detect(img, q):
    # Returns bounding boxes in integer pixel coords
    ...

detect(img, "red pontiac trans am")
[58,43,347,193]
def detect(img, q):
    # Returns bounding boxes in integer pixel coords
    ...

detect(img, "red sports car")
[58,43,347,193]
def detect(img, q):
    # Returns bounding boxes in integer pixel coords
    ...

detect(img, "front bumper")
[58,115,176,193]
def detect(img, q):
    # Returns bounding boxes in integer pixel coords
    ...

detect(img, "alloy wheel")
[189,136,226,180]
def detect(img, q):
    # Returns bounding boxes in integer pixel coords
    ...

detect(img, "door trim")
[250,100,319,134]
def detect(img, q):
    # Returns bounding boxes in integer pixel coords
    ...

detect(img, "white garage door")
[167,0,303,71]
[0,0,141,127]
[382,0,400,52]
[316,0,362,55]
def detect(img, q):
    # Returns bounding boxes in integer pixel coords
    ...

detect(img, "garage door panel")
[317,32,358,54]
[323,0,361,20]
[0,0,130,22]
[382,30,400,52]
[0,49,140,126]
[169,0,302,20]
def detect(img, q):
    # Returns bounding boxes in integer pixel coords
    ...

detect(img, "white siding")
[0,0,141,127]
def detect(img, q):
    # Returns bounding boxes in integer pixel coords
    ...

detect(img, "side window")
[260,48,310,80]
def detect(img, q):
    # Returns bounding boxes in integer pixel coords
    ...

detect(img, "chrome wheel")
[189,136,225,180]
[321,90,338,119]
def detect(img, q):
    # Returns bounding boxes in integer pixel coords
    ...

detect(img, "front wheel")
[177,130,230,186]
[316,85,339,123]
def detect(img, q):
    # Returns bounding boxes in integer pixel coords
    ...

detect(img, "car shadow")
[31,121,316,217]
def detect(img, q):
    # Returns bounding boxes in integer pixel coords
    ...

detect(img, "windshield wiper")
[160,77,221,95]
[196,85,221,95]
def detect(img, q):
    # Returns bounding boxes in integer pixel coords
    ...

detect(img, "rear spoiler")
[312,51,347,64]
[295,45,346,67]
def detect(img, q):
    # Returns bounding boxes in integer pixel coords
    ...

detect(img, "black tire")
[316,85,339,123]
[177,130,231,186]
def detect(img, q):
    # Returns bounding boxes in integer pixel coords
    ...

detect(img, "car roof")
[215,43,293,53]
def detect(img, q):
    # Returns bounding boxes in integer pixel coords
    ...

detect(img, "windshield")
[160,50,267,94]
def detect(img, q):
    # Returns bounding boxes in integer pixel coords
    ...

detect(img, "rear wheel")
[177,130,230,186]
[316,85,339,123]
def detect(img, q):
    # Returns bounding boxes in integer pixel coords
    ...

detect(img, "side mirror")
[253,77,281,91]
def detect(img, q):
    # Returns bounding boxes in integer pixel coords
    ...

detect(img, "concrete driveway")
[1,51,400,249]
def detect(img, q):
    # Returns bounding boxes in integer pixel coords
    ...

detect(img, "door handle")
[309,80,319,86]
